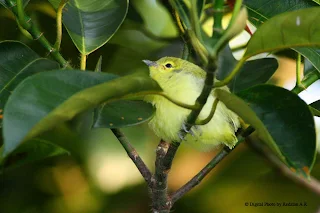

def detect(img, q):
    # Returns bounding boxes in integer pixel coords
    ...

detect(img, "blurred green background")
[1,0,320,213]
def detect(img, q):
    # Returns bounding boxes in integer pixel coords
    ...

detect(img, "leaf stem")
[195,98,219,125]
[54,0,68,51]
[190,0,203,44]
[295,53,304,90]
[16,0,31,29]
[5,0,71,69]
[110,128,152,185]
[291,70,320,94]
[211,0,243,57]
[174,10,186,34]
[211,0,225,40]
[214,57,247,87]
[80,54,87,70]
[127,91,199,110]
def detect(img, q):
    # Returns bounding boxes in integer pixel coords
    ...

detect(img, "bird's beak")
[142,60,158,67]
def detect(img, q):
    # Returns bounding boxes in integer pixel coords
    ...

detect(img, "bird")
[143,57,240,151]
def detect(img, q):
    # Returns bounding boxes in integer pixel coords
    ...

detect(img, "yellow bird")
[143,57,240,151]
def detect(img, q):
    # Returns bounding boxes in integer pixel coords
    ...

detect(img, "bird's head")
[143,57,204,86]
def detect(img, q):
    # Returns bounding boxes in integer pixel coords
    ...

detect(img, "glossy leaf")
[93,100,154,128]
[48,0,129,54]
[245,8,320,58]
[294,47,320,74]
[0,41,59,118]
[3,71,160,155]
[304,57,315,75]
[244,0,319,76]
[217,46,237,81]
[217,46,278,93]
[230,58,278,93]
[216,85,316,176]
[244,0,318,26]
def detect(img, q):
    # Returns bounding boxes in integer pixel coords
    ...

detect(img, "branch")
[151,140,171,212]
[170,126,254,203]
[247,136,320,196]
[170,145,231,203]
[110,128,152,185]
[6,0,71,68]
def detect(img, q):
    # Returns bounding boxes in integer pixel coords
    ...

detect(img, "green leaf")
[230,58,278,93]
[244,8,320,58]
[216,85,316,176]
[244,0,318,26]
[244,0,319,75]
[93,100,154,128]
[0,138,68,172]
[217,46,237,80]
[48,0,129,54]
[0,41,59,119]
[2,71,160,156]
[294,47,320,74]
[217,46,278,93]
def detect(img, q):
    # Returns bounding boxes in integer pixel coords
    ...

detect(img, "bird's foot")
[182,123,197,136]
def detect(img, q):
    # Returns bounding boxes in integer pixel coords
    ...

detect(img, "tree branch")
[110,128,152,185]
[169,126,254,203]
[170,145,231,203]
[151,140,171,213]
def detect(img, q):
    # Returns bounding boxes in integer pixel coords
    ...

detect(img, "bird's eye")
[165,63,173,68]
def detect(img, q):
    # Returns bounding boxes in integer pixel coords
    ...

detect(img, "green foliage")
[217,85,316,176]
[2,70,159,155]
[217,46,278,93]
[245,7,320,58]
[93,100,154,129]
[48,0,129,54]
[1,0,320,212]
[0,41,59,117]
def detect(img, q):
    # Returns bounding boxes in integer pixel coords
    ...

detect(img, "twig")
[247,136,320,196]
[170,145,231,203]
[5,0,71,68]
[110,128,152,185]
[170,126,254,203]
[162,142,180,171]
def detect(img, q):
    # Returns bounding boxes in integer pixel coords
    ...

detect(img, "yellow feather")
[144,57,240,151]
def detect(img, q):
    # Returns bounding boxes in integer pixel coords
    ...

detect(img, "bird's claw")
[178,131,186,141]
[181,123,196,137]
